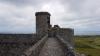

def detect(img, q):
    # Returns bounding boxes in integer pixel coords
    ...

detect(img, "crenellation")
[35,12,51,16]
[35,12,74,45]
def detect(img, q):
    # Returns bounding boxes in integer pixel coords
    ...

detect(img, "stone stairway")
[39,38,65,56]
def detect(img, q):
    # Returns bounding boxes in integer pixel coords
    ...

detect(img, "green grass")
[75,36,100,56]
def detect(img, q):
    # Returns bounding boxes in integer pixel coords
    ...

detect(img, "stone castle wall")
[35,12,50,38]
[35,12,74,45]
[0,34,42,56]
[0,12,74,56]
[57,28,74,46]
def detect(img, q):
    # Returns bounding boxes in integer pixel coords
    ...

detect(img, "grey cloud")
[0,0,100,35]
[0,2,35,33]
[62,0,100,17]
[0,0,36,6]
[0,0,52,7]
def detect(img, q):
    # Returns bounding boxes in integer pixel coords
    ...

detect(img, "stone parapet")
[21,35,48,56]
[35,12,51,16]
[57,28,74,46]
[56,35,75,56]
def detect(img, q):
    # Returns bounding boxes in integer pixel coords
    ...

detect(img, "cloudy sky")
[0,0,100,35]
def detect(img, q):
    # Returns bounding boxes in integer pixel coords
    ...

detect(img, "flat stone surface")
[39,38,65,56]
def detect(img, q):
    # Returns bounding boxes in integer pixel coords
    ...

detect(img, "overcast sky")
[0,0,100,35]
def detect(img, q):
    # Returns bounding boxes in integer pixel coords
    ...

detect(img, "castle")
[35,12,74,45]
[0,12,74,56]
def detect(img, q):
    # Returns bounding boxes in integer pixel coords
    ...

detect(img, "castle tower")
[35,12,51,37]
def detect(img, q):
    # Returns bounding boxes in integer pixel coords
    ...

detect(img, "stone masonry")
[0,12,74,56]
[35,12,74,45]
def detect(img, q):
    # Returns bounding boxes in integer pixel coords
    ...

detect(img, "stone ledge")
[21,35,48,56]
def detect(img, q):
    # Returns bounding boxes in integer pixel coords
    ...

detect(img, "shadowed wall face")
[57,28,74,45]
[35,12,51,37]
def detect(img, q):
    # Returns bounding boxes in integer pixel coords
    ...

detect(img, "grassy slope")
[75,36,100,56]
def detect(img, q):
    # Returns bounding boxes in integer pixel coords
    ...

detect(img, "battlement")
[35,12,51,16]
[35,11,74,45]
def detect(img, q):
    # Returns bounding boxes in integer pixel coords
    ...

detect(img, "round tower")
[35,12,51,37]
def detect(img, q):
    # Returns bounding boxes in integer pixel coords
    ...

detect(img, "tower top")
[35,12,51,16]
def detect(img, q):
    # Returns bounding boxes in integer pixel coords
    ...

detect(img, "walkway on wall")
[21,35,75,56]
[39,38,65,56]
